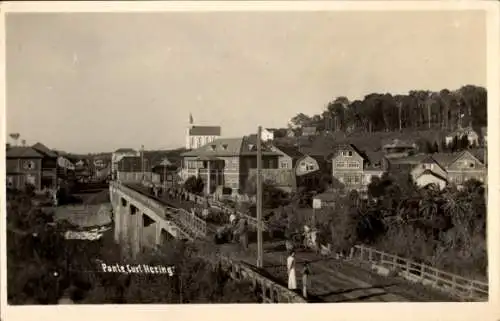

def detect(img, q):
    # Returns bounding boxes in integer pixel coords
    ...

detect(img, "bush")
[183,176,204,194]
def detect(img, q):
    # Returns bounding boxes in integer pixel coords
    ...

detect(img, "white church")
[185,113,222,150]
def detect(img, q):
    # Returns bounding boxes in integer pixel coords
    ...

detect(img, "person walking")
[287,251,297,290]
[302,262,311,298]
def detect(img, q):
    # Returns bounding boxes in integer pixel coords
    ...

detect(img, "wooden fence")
[352,245,488,301]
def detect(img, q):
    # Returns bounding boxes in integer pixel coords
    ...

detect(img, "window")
[469,162,475,168]
[190,137,195,148]
[187,160,198,169]
[422,164,434,170]
[341,151,353,157]
[222,144,228,150]
[280,162,289,169]
[335,161,346,168]
[347,161,360,169]
[197,137,202,147]
[210,144,216,151]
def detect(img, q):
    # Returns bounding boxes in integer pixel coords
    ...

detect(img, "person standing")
[287,251,297,290]
[302,262,311,298]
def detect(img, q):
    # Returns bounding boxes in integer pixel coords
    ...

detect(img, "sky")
[6,11,486,154]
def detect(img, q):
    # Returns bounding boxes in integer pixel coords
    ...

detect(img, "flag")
[189,113,194,124]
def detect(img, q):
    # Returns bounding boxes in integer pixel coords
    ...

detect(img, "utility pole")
[141,145,145,182]
[256,126,263,268]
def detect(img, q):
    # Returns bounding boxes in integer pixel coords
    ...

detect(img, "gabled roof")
[272,144,304,160]
[32,142,58,158]
[386,153,429,165]
[114,148,137,154]
[415,169,447,182]
[182,137,244,157]
[240,136,281,156]
[6,146,44,159]
[189,126,221,136]
[331,143,367,161]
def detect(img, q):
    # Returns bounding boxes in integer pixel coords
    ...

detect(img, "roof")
[382,138,416,149]
[332,144,368,161]
[387,153,429,165]
[114,148,137,153]
[182,137,244,157]
[272,144,304,160]
[189,126,221,136]
[447,127,478,137]
[182,136,280,157]
[314,190,337,202]
[240,136,281,156]
[302,126,317,134]
[415,169,447,182]
[6,146,44,159]
[32,142,58,158]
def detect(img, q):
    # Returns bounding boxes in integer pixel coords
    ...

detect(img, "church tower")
[185,113,194,150]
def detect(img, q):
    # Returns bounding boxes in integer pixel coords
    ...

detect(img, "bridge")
[109,181,487,303]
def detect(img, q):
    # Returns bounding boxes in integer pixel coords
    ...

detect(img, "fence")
[351,245,488,301]
[187,192,269,231]
[166,205,207,239]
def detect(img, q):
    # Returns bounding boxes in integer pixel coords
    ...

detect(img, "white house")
[445,127,479,146]
[261,128,275,141]
[414,170,447,190]
[57,156,75,171]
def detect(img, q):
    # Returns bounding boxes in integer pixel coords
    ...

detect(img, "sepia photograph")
[1,1,499,320]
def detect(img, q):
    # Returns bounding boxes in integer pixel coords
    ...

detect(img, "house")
[302,126,317,137]
[6,146,45,190]
[413,170,448,190]
[111,148,140,178]
[295,154,321,177]
[57,155,76,179]
[445,127,479,147]
[382,139,417,159]
[330,144,384,191]
[180,136,281,194]
[261,128,275,141]
[186,125,221,150]
[31,142,58,188]
[388,150,486,188]
[312,189,337,208]
[432,151,486,185]
[270,144,304,170]
[116,156,160,183]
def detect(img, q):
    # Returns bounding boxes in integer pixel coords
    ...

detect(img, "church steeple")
[189,113,194,125]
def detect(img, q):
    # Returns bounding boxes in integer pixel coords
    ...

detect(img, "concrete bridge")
[109,181,306,303]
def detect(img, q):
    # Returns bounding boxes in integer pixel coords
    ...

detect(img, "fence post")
[451,275,457,292]
[420,264,425,278]
[406,260,410,273]
[368,247,373,262]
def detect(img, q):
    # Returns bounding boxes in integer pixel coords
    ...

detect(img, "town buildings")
[6,142,63,191]
[180,136,281,194]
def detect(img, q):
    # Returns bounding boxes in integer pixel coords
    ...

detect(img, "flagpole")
[256,126,263,268]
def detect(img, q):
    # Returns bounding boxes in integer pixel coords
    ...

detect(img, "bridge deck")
[124,183,453,302]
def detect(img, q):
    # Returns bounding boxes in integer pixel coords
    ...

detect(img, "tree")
[183,176,204,194]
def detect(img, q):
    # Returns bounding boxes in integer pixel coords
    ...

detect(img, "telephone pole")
[256,126,263,268]
[141,145,145,182]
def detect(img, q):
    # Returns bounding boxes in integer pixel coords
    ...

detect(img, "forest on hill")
[287,85,487,134]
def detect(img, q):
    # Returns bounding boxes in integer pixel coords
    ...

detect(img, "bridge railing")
[187,192,269,231]
[166,206,207,239]
[112,181,207,240]
[352,245,488,301]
